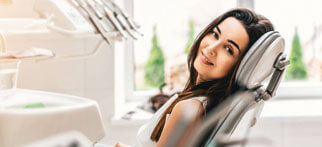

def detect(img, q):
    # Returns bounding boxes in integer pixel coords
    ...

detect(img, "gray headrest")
[235,31,285,89]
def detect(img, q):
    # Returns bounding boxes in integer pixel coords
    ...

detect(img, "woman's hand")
[115,142,132,147]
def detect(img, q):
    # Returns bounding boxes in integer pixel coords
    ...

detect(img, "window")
[119,0,240,101]
[255,0,322,98]
[116,0,322,102]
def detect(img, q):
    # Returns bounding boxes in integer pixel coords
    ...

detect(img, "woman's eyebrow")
[227,40,241,54]
[215,26,241,54]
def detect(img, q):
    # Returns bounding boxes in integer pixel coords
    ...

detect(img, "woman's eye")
[211,31,219,39]
[224,46,234,55]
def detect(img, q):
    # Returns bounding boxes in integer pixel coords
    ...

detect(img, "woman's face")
[194,17,249,83]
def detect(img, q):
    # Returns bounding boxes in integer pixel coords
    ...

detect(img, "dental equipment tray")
[0,88,105,147]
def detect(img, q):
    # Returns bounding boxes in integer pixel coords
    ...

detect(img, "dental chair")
[165,31,290,147]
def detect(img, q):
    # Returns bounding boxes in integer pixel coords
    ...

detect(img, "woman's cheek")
[220,60,234,76]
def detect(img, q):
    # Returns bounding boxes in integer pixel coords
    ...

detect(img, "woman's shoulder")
[173,98,205,116]
[178,98,205,107]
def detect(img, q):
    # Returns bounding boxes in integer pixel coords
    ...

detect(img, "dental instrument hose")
[35,38,106,62]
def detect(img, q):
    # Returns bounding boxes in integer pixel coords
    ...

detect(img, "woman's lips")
[200,52,214,66]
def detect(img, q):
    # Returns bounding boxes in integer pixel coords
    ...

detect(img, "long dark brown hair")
[151,8,274,141]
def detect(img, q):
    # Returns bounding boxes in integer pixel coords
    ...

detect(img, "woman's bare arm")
[156,99,205,147]
[114,142,132,147]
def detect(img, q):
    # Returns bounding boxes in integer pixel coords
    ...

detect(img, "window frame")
[115,0,155,103]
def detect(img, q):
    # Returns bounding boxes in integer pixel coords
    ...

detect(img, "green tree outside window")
[285,28,307,80]
[144,25,165,88]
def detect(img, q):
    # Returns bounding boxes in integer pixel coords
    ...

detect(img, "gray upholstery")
[235,31,285,89]
[188,90,261,147]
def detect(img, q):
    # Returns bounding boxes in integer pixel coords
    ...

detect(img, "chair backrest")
[235,31,284,89]
[165,31,289,147]
[188,90,261,147]
[191,31,287,147]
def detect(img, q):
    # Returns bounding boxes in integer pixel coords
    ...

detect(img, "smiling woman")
[194,17,249,83]
[131,0,239,92]
[129,8,274,147]
[113,0,322,146]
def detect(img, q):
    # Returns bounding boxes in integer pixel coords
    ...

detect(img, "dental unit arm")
[34,0,95,36]
[1,0,142,61]
[0,31,55,59]
[34,0,141,61]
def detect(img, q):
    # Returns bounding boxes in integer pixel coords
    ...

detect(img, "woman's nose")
[205,43,219,57]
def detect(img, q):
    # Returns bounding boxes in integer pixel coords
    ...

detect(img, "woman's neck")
[196,75,208,84]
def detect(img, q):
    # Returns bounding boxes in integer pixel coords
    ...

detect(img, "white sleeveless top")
[137,94,207,147]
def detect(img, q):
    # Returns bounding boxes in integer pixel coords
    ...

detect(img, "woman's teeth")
[201,53,214,65]
[205,57,212,64]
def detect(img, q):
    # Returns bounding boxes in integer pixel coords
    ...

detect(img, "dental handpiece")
[73,0,111,44]
[93,0,128,39]
[115,12,137,40]
[100,0,138,40]
[108,0,143,36]
[86,0,103,19]
[72,0,111,33]
[70,0,90,21]
[88,0,118,33]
